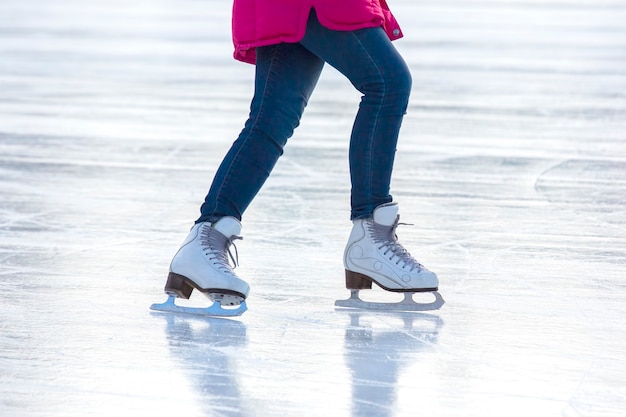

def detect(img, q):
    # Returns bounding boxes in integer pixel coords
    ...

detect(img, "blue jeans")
[198,11,412,222]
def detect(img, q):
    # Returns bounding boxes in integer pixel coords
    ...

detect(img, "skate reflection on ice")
[343,312,443,417]
[157,314,249,416]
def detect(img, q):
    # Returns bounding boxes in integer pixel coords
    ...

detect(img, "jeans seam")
[349,30,386,217]
[209,46,280,220]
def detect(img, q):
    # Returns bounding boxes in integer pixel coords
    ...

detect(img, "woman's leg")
[298,12,412,220]
[197,43,325,223]
[296,13,438,298]
[160,42,325,312]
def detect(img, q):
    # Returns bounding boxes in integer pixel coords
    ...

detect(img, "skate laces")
[369,217,424,272]
[199,226,242,274]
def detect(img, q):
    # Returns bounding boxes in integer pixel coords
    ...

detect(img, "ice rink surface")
[1,0,625,416]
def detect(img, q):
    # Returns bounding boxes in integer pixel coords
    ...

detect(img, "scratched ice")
[1,1,625,416]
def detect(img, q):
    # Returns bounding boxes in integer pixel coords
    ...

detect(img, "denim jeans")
[198,11,412,222]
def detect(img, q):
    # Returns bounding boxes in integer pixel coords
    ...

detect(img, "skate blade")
[150,295,247,317]
[335,290,444,312]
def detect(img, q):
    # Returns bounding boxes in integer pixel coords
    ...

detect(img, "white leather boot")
[343,203,438,292]
[165,217,250,306]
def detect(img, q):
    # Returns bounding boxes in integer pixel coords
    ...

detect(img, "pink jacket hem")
[232,0,403,64]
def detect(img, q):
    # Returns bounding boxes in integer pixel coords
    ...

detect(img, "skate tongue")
[373,203,399,227]
[213,216,242,238]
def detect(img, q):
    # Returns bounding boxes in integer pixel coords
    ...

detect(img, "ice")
[1,0,625,416]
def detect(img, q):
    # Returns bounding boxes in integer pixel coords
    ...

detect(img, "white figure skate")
[150,217,250,317]
[336,203,444,311]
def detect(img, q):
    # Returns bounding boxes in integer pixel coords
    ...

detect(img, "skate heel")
[164,272,194,299]
[345,270,373,290]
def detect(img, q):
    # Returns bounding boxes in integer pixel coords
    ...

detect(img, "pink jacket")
[232,0,403,64]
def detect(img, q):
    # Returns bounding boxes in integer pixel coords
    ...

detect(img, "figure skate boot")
[337,202,443,311]
[151,217,250,316]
